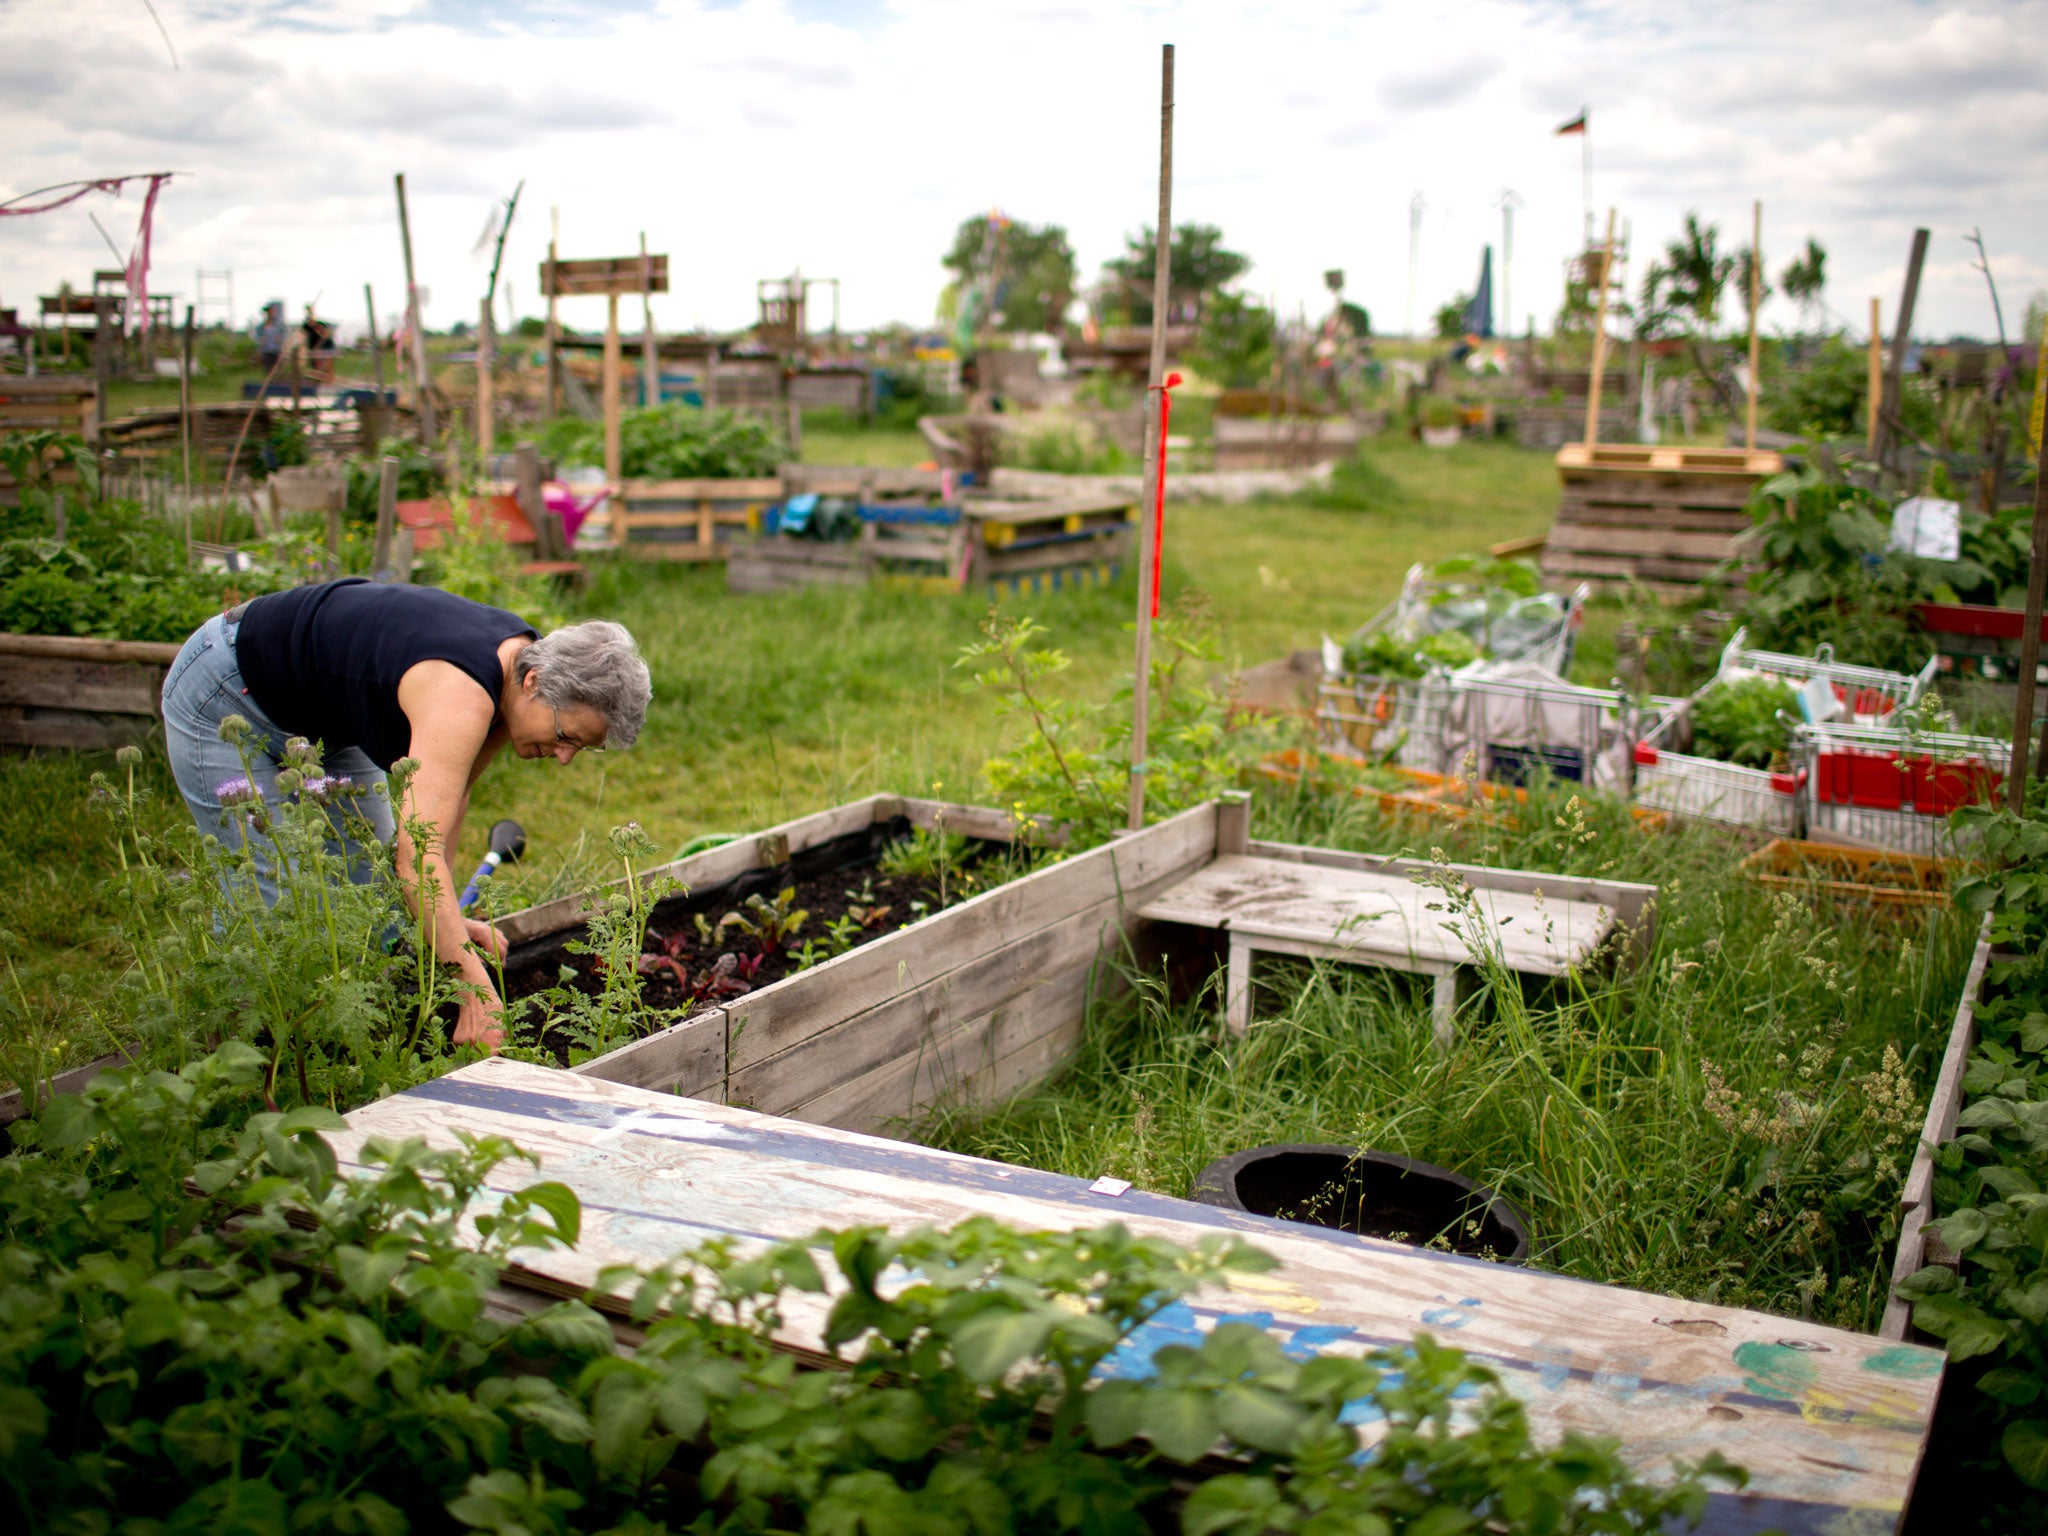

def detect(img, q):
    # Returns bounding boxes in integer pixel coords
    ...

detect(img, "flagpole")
[1581,107,1592,247]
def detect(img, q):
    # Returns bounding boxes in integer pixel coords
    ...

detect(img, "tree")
[1780,238,1827,332]
[1100,224,1251,326]
[1433,293,1472,339]
[1639,213,1739,412]
[939,214,1076,338]
[1185,290,1277,387]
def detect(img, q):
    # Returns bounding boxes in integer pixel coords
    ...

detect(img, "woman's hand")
[453,979,506,1053]
[464,916,507,961]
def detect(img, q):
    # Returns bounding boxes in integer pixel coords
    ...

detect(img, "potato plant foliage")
[0,1044,1740,1535]
[1899,793,2048,1516]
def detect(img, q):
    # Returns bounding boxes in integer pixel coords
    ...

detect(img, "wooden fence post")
[373,455,398,577]
[1126,42,1174,833]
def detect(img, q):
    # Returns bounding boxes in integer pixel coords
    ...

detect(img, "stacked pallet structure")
[0,379,98,505]
[1540,442,1783,597]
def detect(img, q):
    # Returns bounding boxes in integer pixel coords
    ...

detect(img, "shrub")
[537,403,785,479]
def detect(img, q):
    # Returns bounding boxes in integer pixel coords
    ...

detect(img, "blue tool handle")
[457,851,501,912]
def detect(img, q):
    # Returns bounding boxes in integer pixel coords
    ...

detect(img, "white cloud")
[0,0,2042,344]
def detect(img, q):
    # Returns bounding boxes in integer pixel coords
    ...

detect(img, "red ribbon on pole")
[1149,371,1182,618]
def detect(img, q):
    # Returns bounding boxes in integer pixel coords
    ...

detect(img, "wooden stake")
[372,454,398,577]
[640,232,659,408]
[1127,42,1174,834]
[545,209,561,417]
[2010,419,2048,809]
[477,297,495,464]
[1581,209,1617,447]
[394,173,437,441]
[1866,297,1882,456]
[364,282,386,393]
[1873,227,1928,478]
[604,292,624,542]
[1745,200,1761,451]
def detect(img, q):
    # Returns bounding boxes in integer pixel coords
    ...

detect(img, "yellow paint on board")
[1221,1268,1322,1315]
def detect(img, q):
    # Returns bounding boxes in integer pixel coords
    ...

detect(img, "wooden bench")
[1137,831,1646,1046]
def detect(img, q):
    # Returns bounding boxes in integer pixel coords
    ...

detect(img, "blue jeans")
[161,612,395,907]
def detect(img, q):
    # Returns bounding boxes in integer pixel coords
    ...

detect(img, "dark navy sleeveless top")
[235,580,537,769]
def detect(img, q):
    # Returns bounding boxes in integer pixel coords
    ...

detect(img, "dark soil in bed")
[498,820,1006,1067]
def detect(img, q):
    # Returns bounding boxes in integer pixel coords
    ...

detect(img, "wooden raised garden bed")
[0,631,181,751]
[495,792,1218,1136]
[1881,915,1996,1340]
[1540,443,1783,597]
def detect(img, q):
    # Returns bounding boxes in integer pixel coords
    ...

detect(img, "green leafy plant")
[538,822,679,1063]
[960,597,1257,851]
[537,403,785,479]
[717,886,810,959]
[0,1048,1745,1535]
[1687,675,1798,768]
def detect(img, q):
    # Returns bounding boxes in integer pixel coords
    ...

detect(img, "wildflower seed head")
[275,768,304,795]
[283,736,317,766]
[609,821,656,860]
[217,714,251,744]
[115,745,143,768]
[214,776,259,807]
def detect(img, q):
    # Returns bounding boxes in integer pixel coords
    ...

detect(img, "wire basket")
[1716,627,1937,724]
[1795,721,2007,856]
[1631,744,1803,833]
[1315,671,1453,772]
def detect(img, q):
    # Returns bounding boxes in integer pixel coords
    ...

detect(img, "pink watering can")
[542,481,614,547]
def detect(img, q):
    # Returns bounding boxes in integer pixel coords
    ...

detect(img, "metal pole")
[1126,42,1175,833]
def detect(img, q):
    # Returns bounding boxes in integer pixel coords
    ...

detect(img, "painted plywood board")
[1138,853,1612,976]
[332,1059,1939,1536]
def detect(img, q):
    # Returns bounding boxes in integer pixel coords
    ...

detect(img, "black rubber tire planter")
[1190,1143,1531,1263]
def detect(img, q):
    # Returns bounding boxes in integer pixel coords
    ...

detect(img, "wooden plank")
[622,509,756,531]
[329,1058,1946,1533]
[496,795,906,946]
[732,857,1198,1116]
[1135,854,1612,978]
[778,961,1096,1134]
[1899,918,1994,1213]
[573,1009,725,1100]
[902,796,1062,847]
[0,1044,142,1127]
[623,477,783,500]
[0,706,154,750]
[542,254,671,297]
[1245,839,1657,955]
[0,654,164,715]
[1544,524,1744,562]
[727,803,1218,1074]
[0,632,183,666]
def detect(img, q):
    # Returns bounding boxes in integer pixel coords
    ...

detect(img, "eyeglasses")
[551,706,606,755]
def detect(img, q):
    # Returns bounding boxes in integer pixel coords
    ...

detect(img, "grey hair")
[515,621,652,749]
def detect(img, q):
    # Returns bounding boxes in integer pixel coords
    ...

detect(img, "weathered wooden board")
[329,1059,1945,1535]
[1138,853,1613,977]
[725,803,1217,1075]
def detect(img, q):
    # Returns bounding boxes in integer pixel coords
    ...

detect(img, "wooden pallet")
[612,477,781,560]
[1540,443,1782,592]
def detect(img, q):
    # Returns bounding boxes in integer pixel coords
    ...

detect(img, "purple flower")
[300,774,347,800]
[215,776,259,807]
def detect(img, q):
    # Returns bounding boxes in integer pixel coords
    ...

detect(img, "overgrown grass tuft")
[924,774,1976,1332]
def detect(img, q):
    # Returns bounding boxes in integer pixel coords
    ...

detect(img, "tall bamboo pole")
[179,303,195,558]
[1867,298,1882,456]
[364,283,386,393]
[1581,209,1617,447]
[394,173,436,440]
[1745,200,1761,451]
[1126,42,1175,833]
[477,297,495,464]
[603,292,623,542]
[640,232,659,407]
[545,208,561,416]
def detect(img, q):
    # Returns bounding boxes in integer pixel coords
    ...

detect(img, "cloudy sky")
[3,0,2045,346]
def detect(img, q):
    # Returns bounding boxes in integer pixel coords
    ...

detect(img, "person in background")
[255,301,286,377]
[159,579,652,1052]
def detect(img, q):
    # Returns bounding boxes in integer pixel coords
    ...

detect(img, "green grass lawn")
[1,432,1559,1082]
